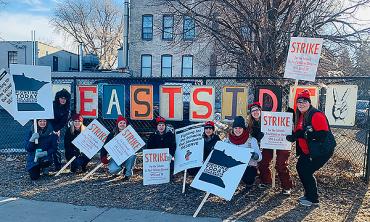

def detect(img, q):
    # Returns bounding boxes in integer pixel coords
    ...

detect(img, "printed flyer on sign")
[72,119,110,159]
[174,123,204,174]
[143,148,170,185]
[284,37,323,82]
[260,111,293,150]
[190,141,251,201]
[104,125,145,165]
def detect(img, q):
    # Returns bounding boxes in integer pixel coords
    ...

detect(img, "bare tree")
[51,0,124,70]
[159,0,370,77]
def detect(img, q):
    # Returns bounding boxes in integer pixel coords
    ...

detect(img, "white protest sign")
[190,141,251,201]
[284,37,323,81]
[10,64,54,122]
[260,111,293,150]
[0,69,14,114]
[143,148,170,185]
[72,119,109,159]
[174,123,204,174]
[104,125,145,165]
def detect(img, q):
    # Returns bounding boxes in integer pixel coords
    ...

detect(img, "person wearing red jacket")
[286,90,334,206]
[249,102,293,195]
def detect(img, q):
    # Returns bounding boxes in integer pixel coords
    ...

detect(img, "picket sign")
[193,192,210,217]
[82,156,112,181]
[55,156,76,177]
[182,169,187,193]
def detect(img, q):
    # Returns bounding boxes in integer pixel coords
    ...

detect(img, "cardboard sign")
[190,86,215,122]
[104,125,145,165]
[190,141,251,201]
[325,85,358,126]
[77,85,98,118]
[130,85,153,120]
[0,69,14,115]
[10,64,54,123]
[284,37,323,81]
[255,86,282,112]
[289,86,319,110]
[160,85,183,121]
[102,85,125,119]
[72,119,109,159]
[143,148,170,185]
[260,111,293,150]
[52,84,71,99]
[221,86,248,121]
[174,123,204,174]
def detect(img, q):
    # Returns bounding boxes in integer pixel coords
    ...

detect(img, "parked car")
[356,100,369,128]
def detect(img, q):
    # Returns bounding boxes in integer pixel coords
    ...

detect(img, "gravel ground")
[1,153,369,222]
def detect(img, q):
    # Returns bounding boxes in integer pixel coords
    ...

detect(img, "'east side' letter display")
[130,85,153,120]
[190,86,215,122]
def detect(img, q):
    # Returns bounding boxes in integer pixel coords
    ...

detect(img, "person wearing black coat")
[146,116,176,156]
[51,89,71,171]
[25,119,58,180]
[64,114,89,173]
[146,116,176,173]
[188,121,221,176]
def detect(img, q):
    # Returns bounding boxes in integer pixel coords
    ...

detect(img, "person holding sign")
[64,114,89,173]
[146,116,176,173]
[224,116,262,189]
[50,89,71,171]
[286,90,335,206]
[248,102,293,195]
[188,121,221,176]
[101,116,137,181]
[25,119,58,180]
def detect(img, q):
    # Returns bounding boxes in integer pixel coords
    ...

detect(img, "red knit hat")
[116,115,128,125]
[204,121,215,129]
[297,89,311,103]
[72,114,83,122]
[248,102,261,111]
[156,116,166,124]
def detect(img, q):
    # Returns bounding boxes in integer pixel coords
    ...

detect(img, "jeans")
[242,166,257,186]
[108,155,136,176]
[296,151,333,203]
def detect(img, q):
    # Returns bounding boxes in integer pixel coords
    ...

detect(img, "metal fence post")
[365,108,370,183]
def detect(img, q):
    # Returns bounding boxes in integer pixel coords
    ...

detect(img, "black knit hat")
[232,116,246,129]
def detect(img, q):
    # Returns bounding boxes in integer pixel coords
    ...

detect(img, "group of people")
[25,89,334,207]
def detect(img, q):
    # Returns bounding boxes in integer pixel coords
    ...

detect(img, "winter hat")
[116,115,128,125]
[72,113,83,122]
[297,89,311,103]
[232,116,246,129]
[204,121,215,130]
[156,116,166,124]
[248,102,261,112]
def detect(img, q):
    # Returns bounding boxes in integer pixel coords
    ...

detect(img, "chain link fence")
[1,75,369,180]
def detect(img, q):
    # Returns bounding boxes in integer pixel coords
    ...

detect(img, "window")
[182,55,193,77]
[141,55,152,77]
[162,15,174,40]
[183,16,195,40]
[161,55,172,77]
[142,15,153,40]
[8,51,17,67]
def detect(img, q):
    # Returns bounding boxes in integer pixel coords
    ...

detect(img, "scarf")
[228,130,249,145]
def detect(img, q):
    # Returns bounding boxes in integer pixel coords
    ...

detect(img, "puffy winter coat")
[51,89,71,132]
[146,129,176,156]
[25,122,58,171]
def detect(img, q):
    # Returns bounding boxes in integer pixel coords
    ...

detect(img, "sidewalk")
[0,196,228,222]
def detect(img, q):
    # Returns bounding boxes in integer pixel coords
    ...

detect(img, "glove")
[295,130,305,138]
[34,149,48,162]
[29,133,39,142]
[251,152,259,160]
[101,156,109,165]
[286,134,296,142]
